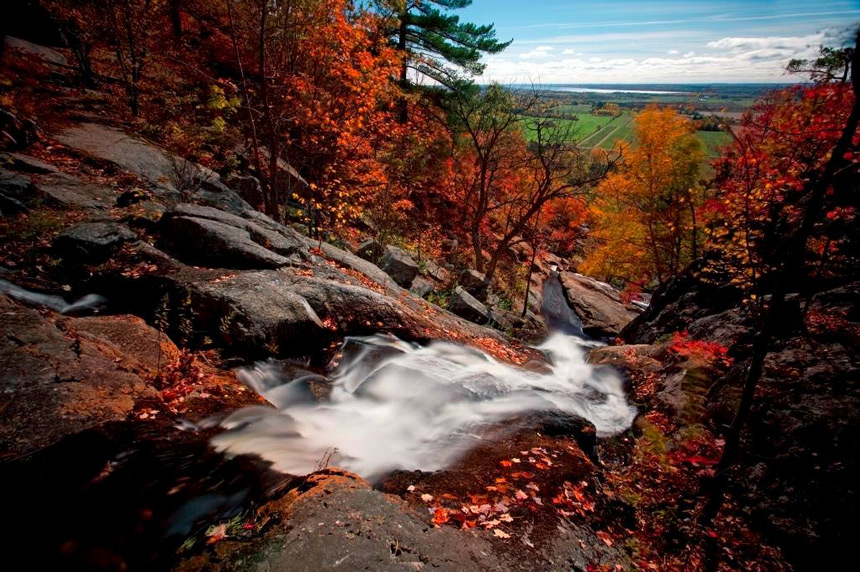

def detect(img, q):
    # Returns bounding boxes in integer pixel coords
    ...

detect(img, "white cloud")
[479,26,857,83]
[519,45,554,59]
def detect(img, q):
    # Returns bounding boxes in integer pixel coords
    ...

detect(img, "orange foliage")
[705,83,859,291]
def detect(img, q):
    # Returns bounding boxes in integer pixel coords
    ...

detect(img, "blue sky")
[452,0,860,83]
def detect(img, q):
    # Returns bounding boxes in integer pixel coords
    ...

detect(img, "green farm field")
[521,110,732,160]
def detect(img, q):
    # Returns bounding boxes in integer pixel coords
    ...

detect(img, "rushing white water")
[0,279,107,315]
[210,333,636,480]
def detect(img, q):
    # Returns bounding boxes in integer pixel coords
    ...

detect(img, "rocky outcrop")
[4,36,68,66]
[355,238,384,263]
[600,277,860,571]
[162,214,293,269]
[459,268,488,301]
[0,294,163,457]
[379,245,419,287]
[193,271,328,356]
[559,272,638,338]
[53,222,137,262]
[409,276,434,298]
[182,471,505,572]
[450,286,490,325]
[33,171,118,210]
[56,123,250,213]
[620,262,742,345]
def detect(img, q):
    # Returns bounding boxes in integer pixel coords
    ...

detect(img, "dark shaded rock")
[379,245,419,287]
[459,268,488,301]
[224,173,264,210]
[0,109,39,150]
[4,36,68,66]
[32,171,117,210]
[355,238,384,263]
[409,276,434,298]
[559,272,637,338]
[621,261,743,344]
[53,222,137,262]
[0,294,166,458]
[702,283,860,570]
[161,215,292,269]
[4,152,60,174]
[116,188,147,207]
[193,271,328,356]
[0,168,35,207]
[449,286,490,325]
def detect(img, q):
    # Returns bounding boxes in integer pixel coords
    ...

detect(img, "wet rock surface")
[559,272,638,338]
[0,116,617,572]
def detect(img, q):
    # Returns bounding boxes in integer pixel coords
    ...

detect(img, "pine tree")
[373,0,511,119]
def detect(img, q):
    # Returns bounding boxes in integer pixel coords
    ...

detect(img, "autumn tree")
[103,0,165,117]
[220,0,401,225]
[701,32,860,522]
[582,106,705,285]
[447,82,611,285]
[44,0,101,87]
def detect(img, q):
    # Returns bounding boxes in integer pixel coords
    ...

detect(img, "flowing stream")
[209,276,636,480]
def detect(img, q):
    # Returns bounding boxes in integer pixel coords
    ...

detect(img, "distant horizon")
[453,0,859,84]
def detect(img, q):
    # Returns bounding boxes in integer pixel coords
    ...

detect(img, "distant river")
[551,87,684,95]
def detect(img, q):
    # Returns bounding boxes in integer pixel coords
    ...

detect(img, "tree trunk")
[169,0,183,40]
[396,11,409,123]
[471,228,484,272]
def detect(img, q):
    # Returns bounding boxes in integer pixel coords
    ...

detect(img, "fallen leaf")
[493,529,511,539]
[432,507,450,525]
[596,531,614,547]
[421,494,434,502]
[206,524,228,544]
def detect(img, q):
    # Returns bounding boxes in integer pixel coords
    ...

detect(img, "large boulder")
[162,215,292,269]
[459,268,488,301]
[32,171,117,210]
[379,245,419,287]
[355,238,384,263]
[53,222,137,262]
[56,123,250,213]
[0,294,166,458]
[193,271,328,356]
[4,36,68,66]
[423,259,451,283]
[409,276,434,298]
[449,286,490,325]
[558,272,638,338]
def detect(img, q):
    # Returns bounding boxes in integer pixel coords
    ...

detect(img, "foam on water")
[210,333,636,480]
